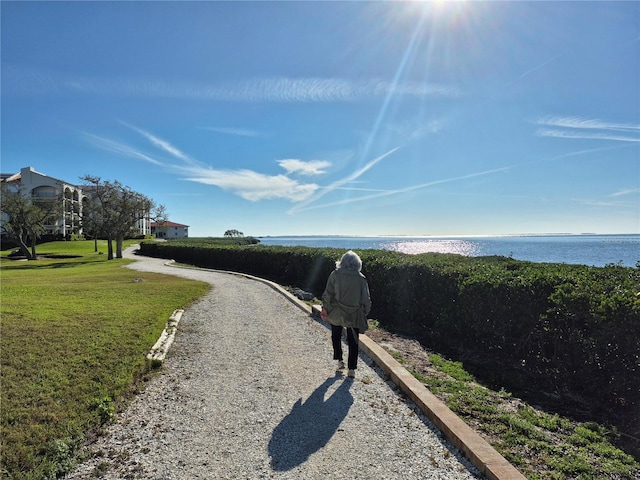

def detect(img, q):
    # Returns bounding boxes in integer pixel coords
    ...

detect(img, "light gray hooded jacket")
[322,267,372,332]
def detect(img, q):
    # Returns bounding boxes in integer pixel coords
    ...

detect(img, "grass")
[395,345,640,479]
[1,240,210,479]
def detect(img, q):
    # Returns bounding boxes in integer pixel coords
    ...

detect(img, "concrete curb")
[146,308,184,366]
[145,259,526,480]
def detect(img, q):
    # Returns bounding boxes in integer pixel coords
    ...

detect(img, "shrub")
[139,239,640,449]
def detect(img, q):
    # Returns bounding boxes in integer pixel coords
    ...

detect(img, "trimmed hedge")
[139,240,640,443]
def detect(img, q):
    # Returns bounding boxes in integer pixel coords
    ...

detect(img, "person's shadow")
[268,374,354,471]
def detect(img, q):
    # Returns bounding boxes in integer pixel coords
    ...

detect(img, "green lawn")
[0,240,210,479]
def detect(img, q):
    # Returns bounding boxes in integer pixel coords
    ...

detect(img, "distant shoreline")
[257,233,639,239]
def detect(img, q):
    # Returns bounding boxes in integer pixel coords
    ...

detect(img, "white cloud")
[181,167,318,202]
[536,116,640,143]
[204,78,461,103]
[610,188,640,197]
[4,66,462,102]
[84,125,320,203]
[536,129,640,143]
[278,159,331,176]
[202,127,267,138]
[121,122,196,163]
[82,132,164,166]
[574,198,636,208]
[388,119,444,140]
[537,116,640,132]
[288,147,400,214]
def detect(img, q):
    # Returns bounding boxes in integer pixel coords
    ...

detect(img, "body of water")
[257,234,640,267]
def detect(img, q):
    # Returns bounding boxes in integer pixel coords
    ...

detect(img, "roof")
[0,173,21,183]
[1,167,80,187]
[151,221,190,228]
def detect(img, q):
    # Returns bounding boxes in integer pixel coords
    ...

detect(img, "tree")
[0,182,62,259]
[81,176,118,259]
[80,187,106,253]
[80,176,165,260]
[224,229,244,238]
[111,184,164,259]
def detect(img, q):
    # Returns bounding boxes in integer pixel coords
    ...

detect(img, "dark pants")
[331,324,360,370]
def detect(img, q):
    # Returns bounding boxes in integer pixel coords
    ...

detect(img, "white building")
[1,166,152,239]
[151,221,189,239]
[1,166,83,238]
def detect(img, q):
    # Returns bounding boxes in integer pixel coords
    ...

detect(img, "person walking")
[321,250,371,378]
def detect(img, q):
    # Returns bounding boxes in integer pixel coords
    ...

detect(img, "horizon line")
[241,232,640,239]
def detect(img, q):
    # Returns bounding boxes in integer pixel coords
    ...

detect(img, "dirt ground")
[365,329,440,378]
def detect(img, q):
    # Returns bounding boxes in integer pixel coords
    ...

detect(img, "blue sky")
[2,1,639,237]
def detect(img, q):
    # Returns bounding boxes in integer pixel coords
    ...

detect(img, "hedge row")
[138,240,640,439]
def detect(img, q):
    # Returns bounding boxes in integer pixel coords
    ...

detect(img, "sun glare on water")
[382,239,480,256]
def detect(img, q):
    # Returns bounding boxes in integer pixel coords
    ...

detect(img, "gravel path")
[66,247,483,479]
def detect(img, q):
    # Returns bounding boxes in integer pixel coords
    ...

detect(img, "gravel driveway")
[66,247,483,479]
